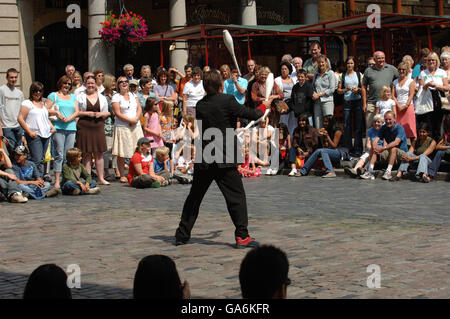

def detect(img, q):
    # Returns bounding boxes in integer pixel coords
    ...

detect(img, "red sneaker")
[235,237,260,249]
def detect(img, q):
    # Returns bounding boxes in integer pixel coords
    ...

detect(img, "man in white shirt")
[0,68,24,153]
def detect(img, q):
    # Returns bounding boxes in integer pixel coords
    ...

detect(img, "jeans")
[25,134,50,178]
[62,180,97,195]
[429,149,450,177]
[314,101,334,129]
[52,130,76,173]
[398,152,432,176]
[2,126,24,153]
[18,182,52,200]
[300,148,341,175]
[0,169,22,198]
[343,99,363,156]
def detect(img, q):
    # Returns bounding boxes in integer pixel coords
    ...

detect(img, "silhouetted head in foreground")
[23,264,71,299]
[133,254,190,299]
[239,245,290,299]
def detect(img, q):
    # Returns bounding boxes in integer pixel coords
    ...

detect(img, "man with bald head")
[290,57,303,82]
[243,59,256,82]
[362,51,398,131]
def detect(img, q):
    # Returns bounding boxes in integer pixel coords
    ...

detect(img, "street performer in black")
[175,70,270,248]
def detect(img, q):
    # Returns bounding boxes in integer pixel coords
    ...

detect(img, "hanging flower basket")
[99,11,148,53]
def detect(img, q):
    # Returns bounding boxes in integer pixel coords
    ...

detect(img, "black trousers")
[343,99,363,156]
[175,165,249,242]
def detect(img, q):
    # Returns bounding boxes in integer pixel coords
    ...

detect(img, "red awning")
[289,12,450,33]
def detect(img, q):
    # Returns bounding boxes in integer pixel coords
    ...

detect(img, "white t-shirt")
[419,68,448,90]
[74,85,86,97]
[111,92,139,127]
[393,78,414,106]
[376,99,396,116]
[21,100,52,138]
[183,80,205,108]
[177,155,193,175]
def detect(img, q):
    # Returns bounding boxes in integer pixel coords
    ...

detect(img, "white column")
[88,0,114,73]
[17,0,34,92]
[241,0,257,25]
[169,0,188,71]
[303,0,318,25]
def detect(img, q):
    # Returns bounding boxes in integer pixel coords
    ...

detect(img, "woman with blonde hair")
[111,76,144,183]
[393,61,417,143]
[311,55,336,129]
[401,55,414,79]
[418,52,450,140]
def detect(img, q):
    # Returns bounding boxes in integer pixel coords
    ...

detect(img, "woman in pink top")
[143,97,164,154]
[393,62,417,143]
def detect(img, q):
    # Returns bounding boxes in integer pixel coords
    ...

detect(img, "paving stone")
[0,176,448,298]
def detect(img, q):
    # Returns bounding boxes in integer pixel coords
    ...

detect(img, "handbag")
[272,99,290,114]
[414,87,433,115]
[295,156,305,169]
[440,91,450,111]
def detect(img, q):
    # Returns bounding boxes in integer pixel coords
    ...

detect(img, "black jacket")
[290,81,313,118]
[195,93,263,169]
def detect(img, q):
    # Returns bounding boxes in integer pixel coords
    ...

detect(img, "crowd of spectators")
[1,43,450,203]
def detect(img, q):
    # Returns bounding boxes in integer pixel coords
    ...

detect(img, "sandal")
[119,177,128,183]
[421,175,431,183]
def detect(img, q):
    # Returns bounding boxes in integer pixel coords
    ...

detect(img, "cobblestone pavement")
[0,175,449,299]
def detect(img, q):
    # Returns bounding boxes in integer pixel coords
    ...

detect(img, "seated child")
[238,146,262,178]
[128,138,167,188]
[153,146,172,183]
[61,147,100,195]
[0,146,28,203]
[12,145,58,199]
[173,145,194,184]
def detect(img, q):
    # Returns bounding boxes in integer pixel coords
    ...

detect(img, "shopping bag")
[414,87,433,115]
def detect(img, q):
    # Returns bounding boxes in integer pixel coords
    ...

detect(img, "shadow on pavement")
[150,230,235,247]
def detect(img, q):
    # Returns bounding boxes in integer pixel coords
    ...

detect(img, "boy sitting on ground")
[12,145,59,199]
[0,146,28,203]
[153,146,172,184]
[61,147,100,195]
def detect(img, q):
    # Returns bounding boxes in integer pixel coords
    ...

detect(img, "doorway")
[34,22,88,93]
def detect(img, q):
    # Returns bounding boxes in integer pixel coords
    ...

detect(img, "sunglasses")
[64,82,72,85]
[118,80,128,85]
[398,69,406,71]
[32,89,42,93]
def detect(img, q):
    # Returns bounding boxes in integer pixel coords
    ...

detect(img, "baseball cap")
[137,137,152,146]
[129,79,139,86]
[14,145,29,155]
